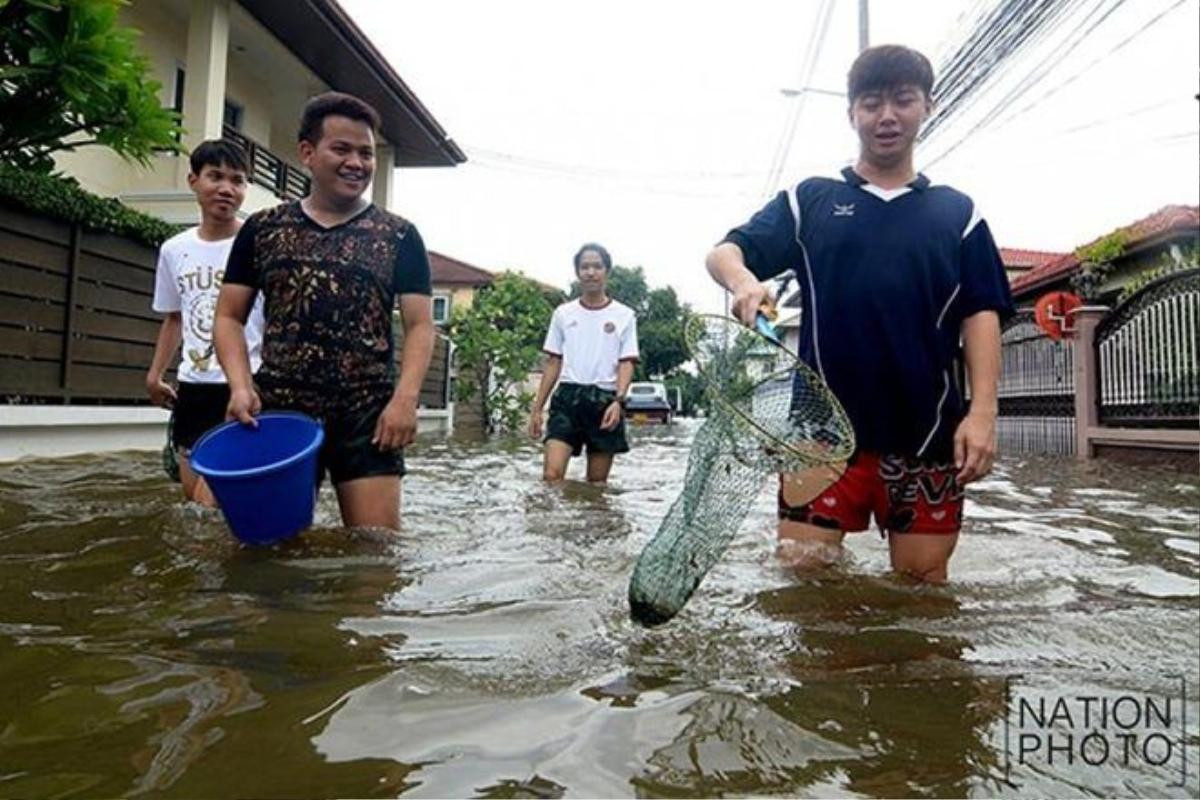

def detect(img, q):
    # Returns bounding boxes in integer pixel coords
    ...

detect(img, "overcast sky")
[342,0,1200,312]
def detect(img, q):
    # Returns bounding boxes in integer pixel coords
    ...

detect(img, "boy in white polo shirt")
[529,243,639,483]
[146,140,265,506]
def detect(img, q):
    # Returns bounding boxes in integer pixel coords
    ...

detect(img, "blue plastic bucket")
[190,412,324,545]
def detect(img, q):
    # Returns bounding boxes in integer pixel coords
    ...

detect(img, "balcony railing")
[222,125,310,202]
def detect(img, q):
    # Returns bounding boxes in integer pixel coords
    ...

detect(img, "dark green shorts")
[545,382,630,457]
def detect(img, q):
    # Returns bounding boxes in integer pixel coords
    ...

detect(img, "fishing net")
[628,314,855,626]
[162,410,181,483]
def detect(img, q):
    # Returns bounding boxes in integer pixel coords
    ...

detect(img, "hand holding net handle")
[755,313,780,343]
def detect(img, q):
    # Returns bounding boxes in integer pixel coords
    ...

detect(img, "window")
[167,65,185,146]
[172,66,185,115]
[223,99,243,131]
[432,294,451,325]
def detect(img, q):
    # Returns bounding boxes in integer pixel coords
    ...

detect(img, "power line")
[934,0,1129,144]
[759,0,837,199]
[459,154,760,201]
[986,0,1191,132]
[464,146,763,182]
[923,0,1092,144]
[923,0,1187,170]
[1053,97,1189,136]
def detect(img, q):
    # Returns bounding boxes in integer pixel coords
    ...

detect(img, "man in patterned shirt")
[213,92,435,531]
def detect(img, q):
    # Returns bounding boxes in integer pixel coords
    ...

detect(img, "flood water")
[0,419,1197,798]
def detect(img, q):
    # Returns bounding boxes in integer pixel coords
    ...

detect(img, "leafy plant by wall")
[1070,231,1128,300]
[0,0,184,172]
[0,162,176,247]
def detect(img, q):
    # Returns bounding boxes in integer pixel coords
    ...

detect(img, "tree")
[665,370,707,416]
[0,0,183,173]
[449,272,554,434]
[570,264,693,380]
[640,286,691,378]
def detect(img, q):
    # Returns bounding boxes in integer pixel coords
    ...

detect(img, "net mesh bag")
[628,314,855,626]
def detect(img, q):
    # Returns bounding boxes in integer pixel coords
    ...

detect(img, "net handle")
[688,314,854,465]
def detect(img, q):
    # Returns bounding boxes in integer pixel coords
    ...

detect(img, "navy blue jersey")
[723,167,1014,458]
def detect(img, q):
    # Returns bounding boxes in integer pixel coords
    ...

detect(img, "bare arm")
[373,293,436,450]
[705,242,769,327]
[532,354,563,414]
[954,310,1002,483]
[213,284,260,423]
[527,354,562,440]
[146,312,182,407]
[600,359,637,431]
[396,294,436,403]
[615,359,635,398]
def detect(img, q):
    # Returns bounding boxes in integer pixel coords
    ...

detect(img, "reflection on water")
[0,420,1196,798]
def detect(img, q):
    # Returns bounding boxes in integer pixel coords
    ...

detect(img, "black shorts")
[173,382,230,451]
[258,387,407,486]
[545,382,630,457]
[317,401,407,485]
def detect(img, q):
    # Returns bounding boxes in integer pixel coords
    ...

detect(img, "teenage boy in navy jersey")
[706,45,1013,582]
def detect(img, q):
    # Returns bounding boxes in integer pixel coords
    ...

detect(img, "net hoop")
[684,314,855,465]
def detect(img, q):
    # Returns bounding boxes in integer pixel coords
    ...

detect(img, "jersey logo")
[603,321,616,333]
[832,203,855,217]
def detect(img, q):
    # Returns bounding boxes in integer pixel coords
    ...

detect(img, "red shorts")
[778,452,964,536]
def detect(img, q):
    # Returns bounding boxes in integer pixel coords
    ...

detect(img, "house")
[428,252,495,326]
[999,248,1068,284]
[54,0,464,223]
[1,0,467,461]
[774,310,802,355]
[1008,205,1200,305]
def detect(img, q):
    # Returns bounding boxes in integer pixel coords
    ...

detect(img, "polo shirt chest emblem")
[832,203,855,217]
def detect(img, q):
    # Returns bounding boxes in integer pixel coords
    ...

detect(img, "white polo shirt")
[543,298,639,391]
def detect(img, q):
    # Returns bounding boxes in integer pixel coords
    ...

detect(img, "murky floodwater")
[1,420,1197,798]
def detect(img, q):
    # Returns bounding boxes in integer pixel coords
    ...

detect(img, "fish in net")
[628,314,855,626]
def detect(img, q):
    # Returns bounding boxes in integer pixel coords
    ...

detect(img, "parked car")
[625,381,673,424]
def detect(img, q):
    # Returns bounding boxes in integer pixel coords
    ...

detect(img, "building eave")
[236,0,466,167]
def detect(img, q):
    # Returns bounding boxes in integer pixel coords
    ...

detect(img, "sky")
[341,0,1200,312]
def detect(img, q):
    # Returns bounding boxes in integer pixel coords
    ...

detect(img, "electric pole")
[859,0,869,51]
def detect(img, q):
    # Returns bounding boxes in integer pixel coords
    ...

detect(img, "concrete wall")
[0,406,170,462]
[0,406,452,464]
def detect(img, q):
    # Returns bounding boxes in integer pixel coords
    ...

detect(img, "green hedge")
[0,163,177,248]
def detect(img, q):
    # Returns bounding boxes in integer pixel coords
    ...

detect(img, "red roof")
[999,248,1067,269]
[429,251,494,287]
[1009,205,1199,295]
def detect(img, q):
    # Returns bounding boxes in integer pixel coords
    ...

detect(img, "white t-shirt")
[543,298,639,390]
[151,227,264,384]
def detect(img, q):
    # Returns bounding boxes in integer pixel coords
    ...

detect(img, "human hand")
[953,410,996,484]
[599,400,622,431]
[226,386,261,427]
[146,374,177,408]
[730,280,769,328]
[373,396,418,450]
[528,409,544,440]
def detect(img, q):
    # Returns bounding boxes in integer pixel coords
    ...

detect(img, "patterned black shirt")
[224,201,431,417]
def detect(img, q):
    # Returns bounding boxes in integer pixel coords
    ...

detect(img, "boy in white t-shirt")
[146,140,264,506]
[529,243,639,483]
